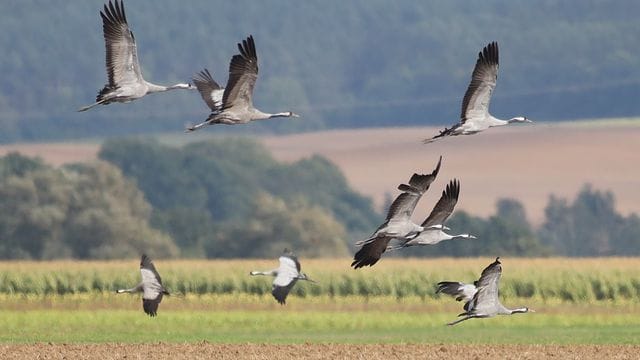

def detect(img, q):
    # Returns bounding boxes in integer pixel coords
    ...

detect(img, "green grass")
[1,307,639,344]
[1,258,639,344]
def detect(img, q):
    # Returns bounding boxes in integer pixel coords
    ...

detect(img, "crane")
[387,179,476,251]
[78,0,192,112]
[187,35,299,131]
[250,249,315,305]
[424,42,531,143]
[116,254,169,317]
[438,257,533,326]
[351,156,443,269]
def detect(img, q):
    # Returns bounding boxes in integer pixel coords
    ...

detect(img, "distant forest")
[0,1,639,142]
[0,137,637,260]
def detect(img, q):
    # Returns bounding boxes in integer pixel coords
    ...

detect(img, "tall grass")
[0,258,639,303]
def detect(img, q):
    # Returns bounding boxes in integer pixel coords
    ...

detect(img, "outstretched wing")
[101,0,143,87]
[193,68,224,111]
[351,236,393,269]
[436,281,477,302]
[421,179,460,228]
[221,35,258,111]
[464,257,502,315]
[460,41,499,123]
[387,156,442,222]
[271,254,300,304]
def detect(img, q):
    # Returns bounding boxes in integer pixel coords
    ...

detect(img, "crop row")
[0,258,639,302]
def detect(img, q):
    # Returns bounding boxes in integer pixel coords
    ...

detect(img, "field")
[2,258,639,358]
[1,119,639,224]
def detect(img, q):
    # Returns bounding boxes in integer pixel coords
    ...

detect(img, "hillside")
[1,120,638,224]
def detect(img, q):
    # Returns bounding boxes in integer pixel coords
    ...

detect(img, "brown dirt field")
[0,143,98,166]
[1,343,638,360]
[261,123,640,224]
[1,122,638,223]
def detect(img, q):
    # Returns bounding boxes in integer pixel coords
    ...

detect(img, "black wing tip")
[102,0,126,24]
[140,254,152,267]
[480,41,499,65]
[435,281,462,295]
[238,34,257,61]
[350,254,379,269]
[432,155,443,176]
[444,179,460,199]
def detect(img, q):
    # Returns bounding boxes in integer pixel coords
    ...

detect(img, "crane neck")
[146,82,191,94]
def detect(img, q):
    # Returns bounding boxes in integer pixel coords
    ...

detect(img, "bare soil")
[261,124,640,224]
[2,343,638,360]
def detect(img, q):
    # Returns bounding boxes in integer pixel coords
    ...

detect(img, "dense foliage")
[98,138,378,258]
[0,153,177,259]
[0,139,637,259]
[539,185,640,256]
[1,1,639,142]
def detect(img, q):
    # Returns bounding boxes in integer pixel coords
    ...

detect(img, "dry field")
[1,120,638,223]
[2,343,639,360]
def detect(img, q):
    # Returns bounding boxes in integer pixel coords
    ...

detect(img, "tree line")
[0,138,637,259]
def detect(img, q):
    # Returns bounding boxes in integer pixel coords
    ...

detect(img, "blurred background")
[0,0,639,260]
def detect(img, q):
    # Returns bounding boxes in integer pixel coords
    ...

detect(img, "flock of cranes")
[79,0,535,326]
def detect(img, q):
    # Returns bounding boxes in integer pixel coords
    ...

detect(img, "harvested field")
[0,120,638,224]
[261,121,640,224]
[1,343,639,360]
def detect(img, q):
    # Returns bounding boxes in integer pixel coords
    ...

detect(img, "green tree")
[0,153,179,259]
[207,193,348,258]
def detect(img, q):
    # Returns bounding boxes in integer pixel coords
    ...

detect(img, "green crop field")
[0,258,639,344]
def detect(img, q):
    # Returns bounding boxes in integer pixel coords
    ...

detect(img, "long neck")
[509,307,529,314]
[500,305,528,315]
[116,283,142,293]
[268,112,293,118]
[450,233,474,240]
[250,269,277,277]
[146,81,191,94]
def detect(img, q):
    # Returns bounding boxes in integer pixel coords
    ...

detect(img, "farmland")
[1,120,639,225]
[0,258,639,344]
[1,258,639,358]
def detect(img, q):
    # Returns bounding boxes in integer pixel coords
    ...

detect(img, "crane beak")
[529,308,536,313]
[524,118,533,123]
[291,112,301,118]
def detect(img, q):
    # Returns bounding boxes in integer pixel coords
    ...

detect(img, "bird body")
[250,249,315,305]
[116,254,168,317]
[187,35,299,131]
[425,42,531,143]
[79,0,192,112]
[439,257,533,326]
[351,157,442,268]
[388,179,477,250]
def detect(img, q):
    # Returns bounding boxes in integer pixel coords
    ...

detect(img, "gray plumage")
[78,0,192,112]
[441,257,533,326]
[186,35,299,131]
[192,68,225,112]
[250,249,315,305]
[116,254,169,317]
[425,42,531,142]
[351,156,442,269]
[388,179,476,250]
